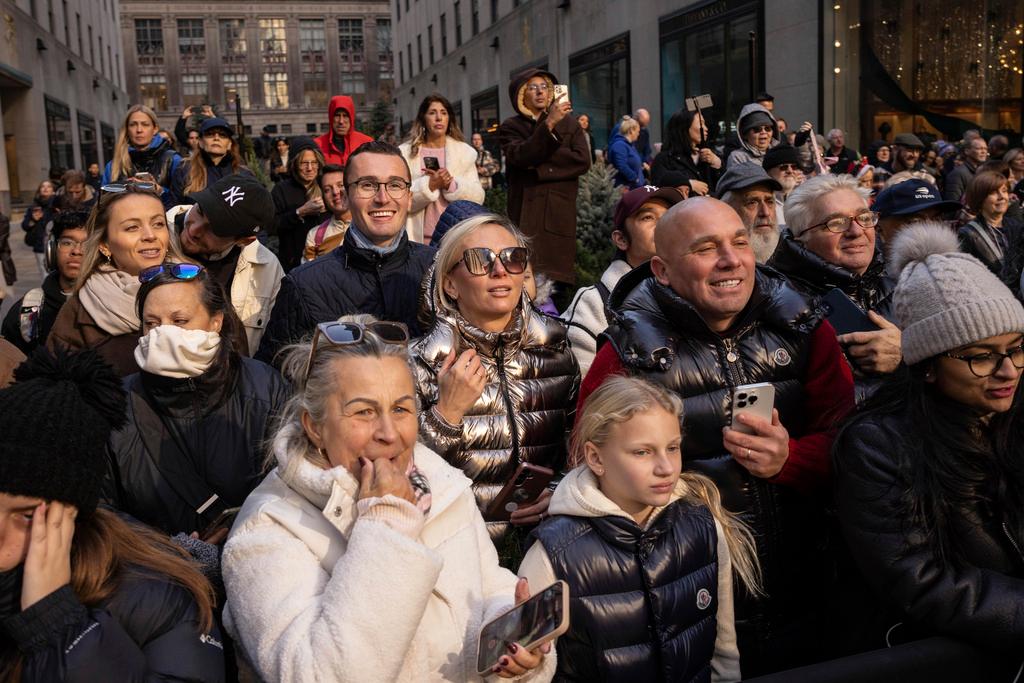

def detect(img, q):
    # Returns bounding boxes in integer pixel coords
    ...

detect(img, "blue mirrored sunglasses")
[138,263,204,284]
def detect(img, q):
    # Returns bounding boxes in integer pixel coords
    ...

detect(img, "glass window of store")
[101,123,115,164]
[569,34,630,151]
[471,87,501,165]
[77,111,98,169]
[45,97,74,171]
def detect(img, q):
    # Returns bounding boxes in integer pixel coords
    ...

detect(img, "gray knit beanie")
[887,222,1024,365]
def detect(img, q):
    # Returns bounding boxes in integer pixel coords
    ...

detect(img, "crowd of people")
[0,64,1023,683]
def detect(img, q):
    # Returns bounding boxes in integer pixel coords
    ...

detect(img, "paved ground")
[1,210,45,322]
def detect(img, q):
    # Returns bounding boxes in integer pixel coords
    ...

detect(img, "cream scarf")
[135,325,221,378]
[78,267,142,335]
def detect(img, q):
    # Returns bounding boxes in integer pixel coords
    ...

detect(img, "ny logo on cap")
[222,186,245,207]
[643,185,660,192]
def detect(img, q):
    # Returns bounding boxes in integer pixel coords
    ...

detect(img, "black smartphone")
[821,288,877,336]
[423,156,440,171]
[200,507,240,542]
[476,581,570,676]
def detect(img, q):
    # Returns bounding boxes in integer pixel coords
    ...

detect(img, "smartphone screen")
[423,156,440,171]
[477,582,567,674]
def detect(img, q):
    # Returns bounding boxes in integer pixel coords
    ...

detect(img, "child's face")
[585,407,682,523]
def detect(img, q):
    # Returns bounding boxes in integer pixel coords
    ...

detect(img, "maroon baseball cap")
[613,185,685,230]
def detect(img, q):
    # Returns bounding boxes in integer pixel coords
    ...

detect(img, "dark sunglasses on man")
[304,320,410,381]
[452,247,530,276]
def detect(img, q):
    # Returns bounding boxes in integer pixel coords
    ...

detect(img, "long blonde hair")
[572,376,762,595]
[405,94,465,157]
[110,105,159,181]
[182,143,245,196]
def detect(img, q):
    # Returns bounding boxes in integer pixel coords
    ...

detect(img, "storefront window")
[77,111,98,169]
[101,123,115,165]
[569,34,630,151]
[45,97,74,172]
[471,87,501,164]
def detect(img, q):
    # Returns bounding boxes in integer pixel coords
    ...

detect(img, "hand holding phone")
[730,383,775,435]
[552,84,569,106]
[821,288,877,336]
[199,507,240,543]
[423,156,440,171]
[486,463,555,522]
[477,579,566,676]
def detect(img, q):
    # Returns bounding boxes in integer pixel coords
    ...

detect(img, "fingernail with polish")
[508,643,518,653]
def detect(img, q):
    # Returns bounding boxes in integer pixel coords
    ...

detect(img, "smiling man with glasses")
[256,141,437,366]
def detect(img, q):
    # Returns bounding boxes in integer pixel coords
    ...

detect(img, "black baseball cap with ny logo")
[187,174,275,239]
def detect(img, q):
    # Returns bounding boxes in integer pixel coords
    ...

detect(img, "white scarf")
[134,325,221,378]
[78,268,142,335]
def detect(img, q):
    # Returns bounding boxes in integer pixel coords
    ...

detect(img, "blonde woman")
[101,104,182,208]
[519,376,761,682]
[607,115,645,189]
[410,213,578,548]
[399,94,485,243]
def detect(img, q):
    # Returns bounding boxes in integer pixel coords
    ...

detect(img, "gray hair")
[784,173,870,239]
[826,128,844,142]
[270,313,416,469]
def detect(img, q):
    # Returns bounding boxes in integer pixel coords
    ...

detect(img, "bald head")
[655,197,741,257]
[634,108,651,127]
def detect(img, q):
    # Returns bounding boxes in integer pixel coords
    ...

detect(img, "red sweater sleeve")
[577,343,626,414]
[772,321,855,493]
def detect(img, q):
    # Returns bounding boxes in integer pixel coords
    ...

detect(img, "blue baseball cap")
[874,179,961,218]
[199,117,234,138]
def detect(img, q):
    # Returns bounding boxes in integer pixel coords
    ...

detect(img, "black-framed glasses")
[100,181,158,196]
[139,263,204,284]
[304,320,410,381]
[347,179,412,199]
[802,211,879,236]
[453,247,530,276]
[944,344,1024,378]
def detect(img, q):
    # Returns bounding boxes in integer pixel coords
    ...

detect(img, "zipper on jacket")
[495,340,521,464]
[1004,521,1024,565]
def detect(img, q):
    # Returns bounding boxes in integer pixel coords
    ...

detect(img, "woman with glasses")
[400,95,485,244]
[271,137,329,272]
[47,183,178,376]
[101,104,182,209]
[725,103,779,169]
[651,108,722,197]
[221,315,555,681]
[410,214,579,551]
[833,223,1024,660]
[103,262,288,541]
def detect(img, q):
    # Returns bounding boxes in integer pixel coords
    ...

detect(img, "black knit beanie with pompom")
[0,348,127,513]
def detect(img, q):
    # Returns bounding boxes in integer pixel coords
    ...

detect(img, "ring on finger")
[745,447,751,459]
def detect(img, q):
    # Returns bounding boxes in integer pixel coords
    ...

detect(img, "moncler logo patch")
[772,348,792,366]
[222,186,245,207]
[696,588,712,610]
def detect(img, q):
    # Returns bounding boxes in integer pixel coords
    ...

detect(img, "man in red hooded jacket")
[315,95,375,167]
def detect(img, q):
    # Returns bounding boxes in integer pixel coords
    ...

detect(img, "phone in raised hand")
[552,84,569,105]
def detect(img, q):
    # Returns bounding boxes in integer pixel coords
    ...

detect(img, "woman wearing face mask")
[834,224,1024,663]
[47,183,176,376]
[102,263,289,541]
[411,214,579,550]
[400,95,485,244]
[0,349,225,682]
[101,105,182,209]
[221,316,555,681]
[271,137,328,272]
[169,118,251,206]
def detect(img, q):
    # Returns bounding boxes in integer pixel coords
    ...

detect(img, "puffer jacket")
[255,231,436,366]
[607,129,645,189]
[101,136,182,209]
[411,288,580,541]
[834,402,1024,656]
[1,565,224,682]
[102,355,290,535]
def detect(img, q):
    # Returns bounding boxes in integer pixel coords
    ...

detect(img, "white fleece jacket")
[560,259,632,377]
[222,428,556,683]
[400,138,486,243]
[518,466,742,683]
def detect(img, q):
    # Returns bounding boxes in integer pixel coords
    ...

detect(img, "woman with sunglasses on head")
[833,223,1024,663]
[101,262,289,543]
[272,137,329,272]
[101,105,182,209]
[410,214,579,552]
[400,94,485,244]
[47,183,179,376]
[220,315,555,681]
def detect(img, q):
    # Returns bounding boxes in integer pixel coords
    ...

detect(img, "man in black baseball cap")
[170,174,284,354]
[874,178,961,256]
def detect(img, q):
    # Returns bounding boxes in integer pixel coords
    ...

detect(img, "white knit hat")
[887,222,1024,365]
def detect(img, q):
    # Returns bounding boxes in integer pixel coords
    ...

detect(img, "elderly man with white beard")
[762,144,803,226]
[716,162,783,263]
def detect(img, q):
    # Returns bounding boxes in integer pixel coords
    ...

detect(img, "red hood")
[316,95,374,166]
[329,95,356,127]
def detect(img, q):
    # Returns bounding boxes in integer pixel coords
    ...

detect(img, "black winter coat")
[271,176,328,273]
[0,272,67,355]
[169,153,254,207]
[103,356,289,535]
[255,232,436,365]
[534,502,718,683]
[650,149,721,195]
[834,406,1024,656]
[1,568,224,682]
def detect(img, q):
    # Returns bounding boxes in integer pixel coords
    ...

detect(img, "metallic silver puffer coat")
[411,299,580,541]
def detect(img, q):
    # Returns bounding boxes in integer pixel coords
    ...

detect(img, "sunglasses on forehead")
[304,320,410,382]
[100,181,158,197]
[452,247,530,276]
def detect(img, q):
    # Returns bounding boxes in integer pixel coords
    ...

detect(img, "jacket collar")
[771,229,887,295]
[138,354,237,418]
[338,229,410,272]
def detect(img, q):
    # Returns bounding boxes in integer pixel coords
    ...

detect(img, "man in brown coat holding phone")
[499,68,591,285]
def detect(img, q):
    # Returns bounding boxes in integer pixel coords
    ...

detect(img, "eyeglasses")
[304,320,410,381]
[525,83,550,92]
[748,125,773,134]
[100,181,158,196]
[944,344,1024,378]
[138,263,203,284]
[347,179,412,199]
[453,247,530,276]
[298,160,320,168]
[774,163,799,172]
[56,238,85,250]
[802,211,879,236]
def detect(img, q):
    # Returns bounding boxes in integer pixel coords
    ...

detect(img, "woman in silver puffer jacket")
[411,213,579,545]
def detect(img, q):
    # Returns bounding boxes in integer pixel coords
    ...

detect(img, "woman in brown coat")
[47,183,175,375]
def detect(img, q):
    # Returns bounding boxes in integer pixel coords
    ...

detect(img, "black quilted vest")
[601,265,831,665]
[534,501,718,683]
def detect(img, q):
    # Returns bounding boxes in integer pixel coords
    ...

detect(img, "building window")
[61,0,69,45]
[181,73,209,106]
[341,70,365,96]
[77,111,97,169]
[471,87,501,165]
[428,24,434,65]
[569,34,631,151]
[455,1,462,47]
[134,19,162,66]
[45,97,73,171]
[491,0,499,23]
[47,0,54,34]
[98,35,105,75]
[301,19,328,108]
[263,73,289,108]
[223,72,250,110]
[177,18,205,66]
[307,122,318,133]
[376,18,393,76]
[440,13,448,56]
[280,124,292,135]
[407,42,413,78]
[399,49,404,83]
[101,122,115,163]
[219,19,247,65]
[471,0,480,36]
[260,18,288,107]
[338,18,364,62]
[87,24,93,64]
[395,0,400,20]
[416,34,423,72]
[138,74,168,110]
[76,13,82,54]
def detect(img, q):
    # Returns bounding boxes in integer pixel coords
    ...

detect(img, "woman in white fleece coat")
[221,315,554,682]
[400,94,485,244]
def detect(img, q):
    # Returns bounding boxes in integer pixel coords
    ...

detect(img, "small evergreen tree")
[366,98,394,140]
[575,163,619,288]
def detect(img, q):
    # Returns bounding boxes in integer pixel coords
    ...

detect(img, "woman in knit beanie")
[0,348,225,681]
[832,222,1024,665]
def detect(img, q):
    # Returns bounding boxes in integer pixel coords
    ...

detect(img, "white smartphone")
[730,382,775,435]
[476,581,570,676]
[552,84,569,105]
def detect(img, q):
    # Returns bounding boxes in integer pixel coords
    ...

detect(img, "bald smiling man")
[579,197,854,677]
